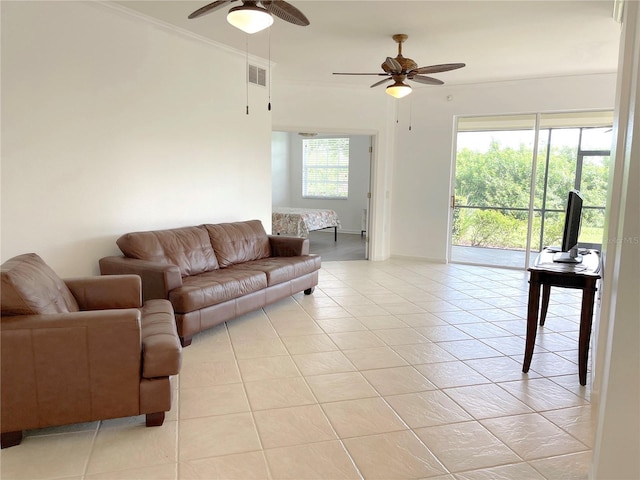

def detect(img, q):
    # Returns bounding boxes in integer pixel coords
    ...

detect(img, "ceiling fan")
[333,34,465,98]
[188,0,309,34]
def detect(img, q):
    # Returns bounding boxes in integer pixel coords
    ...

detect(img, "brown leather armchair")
[1,253,182,448]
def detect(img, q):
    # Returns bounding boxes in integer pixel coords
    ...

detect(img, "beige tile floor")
[0,259,596,480]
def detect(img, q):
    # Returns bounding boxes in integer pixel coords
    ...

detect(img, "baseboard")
[311,230,361,236]
[390,254,447,264]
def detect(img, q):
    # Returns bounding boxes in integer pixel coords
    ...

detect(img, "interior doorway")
[271,131,374,261]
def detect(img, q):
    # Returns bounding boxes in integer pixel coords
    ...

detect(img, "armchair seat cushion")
[231,256,322,286]
[169,269,267,313]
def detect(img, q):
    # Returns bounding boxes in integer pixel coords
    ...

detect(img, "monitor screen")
[554,189,584,264]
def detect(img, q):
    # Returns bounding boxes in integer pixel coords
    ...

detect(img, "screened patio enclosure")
[450,111,613,269]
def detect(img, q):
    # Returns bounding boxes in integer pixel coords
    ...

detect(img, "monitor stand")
[553,247,583,264]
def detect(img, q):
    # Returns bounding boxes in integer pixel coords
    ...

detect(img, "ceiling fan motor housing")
[382,34,417,74]
[382,55,417,74]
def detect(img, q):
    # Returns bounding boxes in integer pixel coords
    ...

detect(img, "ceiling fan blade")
[370,78,393,88]
[333,73,390,76]
[188,0,235,19]
[261,1,309,26]
[384,57,402,73]
[410,63,466,75]
[409,75,445,85]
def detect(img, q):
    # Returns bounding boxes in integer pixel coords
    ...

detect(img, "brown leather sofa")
[99,220,321,347]
[0,253,182,448]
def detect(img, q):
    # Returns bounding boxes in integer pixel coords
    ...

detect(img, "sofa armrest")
[65,275,142,310]
[99,256,182,301]
[268,235,310,256]
[1,310,143,432]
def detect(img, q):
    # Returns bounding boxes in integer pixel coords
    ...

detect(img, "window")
[302,137,349,199]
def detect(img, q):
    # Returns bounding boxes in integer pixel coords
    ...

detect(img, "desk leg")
[334,226,337,242]
[578,282,597,386]
[540,284,551,326]
[523,276,541,373]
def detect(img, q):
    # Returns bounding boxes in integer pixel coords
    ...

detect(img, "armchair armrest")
[140,300,182,378]
[99,256,182,301]
[268,235,310,256]
[65,275,142,310]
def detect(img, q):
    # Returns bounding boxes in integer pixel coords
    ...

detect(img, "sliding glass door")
[450,111,613,268]
[451,114,537,268]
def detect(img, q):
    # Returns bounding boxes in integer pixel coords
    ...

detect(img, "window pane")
[540,211,564,249]
[303,138,349,199]
[580,127,613,151]
[579,155,610,207]
[581,208,606,245]
[452,207,530,250]
[455,128,535,209]
[536,128,579,211]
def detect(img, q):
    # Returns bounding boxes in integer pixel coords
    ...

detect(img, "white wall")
[1,1,272,276]
[271,131,291,206]
[272,132,371,233]
[391,74,618,262]
[272,82,396,260]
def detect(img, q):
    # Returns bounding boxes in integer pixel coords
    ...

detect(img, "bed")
[272,207,341,241]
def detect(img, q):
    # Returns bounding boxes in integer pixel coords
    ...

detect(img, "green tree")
[453,131,609,250]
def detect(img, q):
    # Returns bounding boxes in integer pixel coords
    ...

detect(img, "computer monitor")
[553,189,584,264]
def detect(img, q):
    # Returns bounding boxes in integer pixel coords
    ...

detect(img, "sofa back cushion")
[117,226,219,277]
[205,220,271,268]
[1,253,80,315]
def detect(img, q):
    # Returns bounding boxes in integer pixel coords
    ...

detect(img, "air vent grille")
[248,65,267,87]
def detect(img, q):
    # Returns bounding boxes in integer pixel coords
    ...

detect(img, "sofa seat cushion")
[231,256,321,287]
[205,220,271,268]
[117,226,219,277]
[169,269,267,313]
[1,253,80,315]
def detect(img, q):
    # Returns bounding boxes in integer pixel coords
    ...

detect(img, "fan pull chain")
[246,34,249,115]
[268,29,272,111]
[409,96,412,131]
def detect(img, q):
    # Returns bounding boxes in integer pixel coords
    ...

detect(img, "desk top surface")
[530,249,602,278]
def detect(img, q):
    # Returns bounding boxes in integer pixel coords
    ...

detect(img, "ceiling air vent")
[248,65,267,87]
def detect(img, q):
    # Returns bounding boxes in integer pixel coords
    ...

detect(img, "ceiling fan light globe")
[386,83,412,99]
[227,5,274,34]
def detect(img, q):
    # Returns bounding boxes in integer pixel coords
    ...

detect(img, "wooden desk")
[522,249,602,385]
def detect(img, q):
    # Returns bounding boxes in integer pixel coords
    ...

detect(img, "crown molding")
[94,1,274,69]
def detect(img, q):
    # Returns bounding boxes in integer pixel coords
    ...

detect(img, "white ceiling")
[114,0,622,90]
